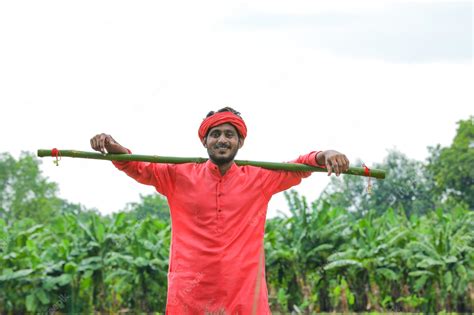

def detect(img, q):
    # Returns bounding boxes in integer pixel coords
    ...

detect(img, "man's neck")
[217,161,233,176]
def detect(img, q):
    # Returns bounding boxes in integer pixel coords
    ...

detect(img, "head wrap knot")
[198,112,247,143]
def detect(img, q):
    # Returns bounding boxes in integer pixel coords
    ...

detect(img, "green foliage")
[0,152,90,224]
[427,116,474,209]
[122,193,170,222]
[0,152,62,223]
[321,150,436,217]
[0,195,472,313]
[0,116,472,313]
[0,212,170,313]
[265,193,474,313]
[265,192,351,313]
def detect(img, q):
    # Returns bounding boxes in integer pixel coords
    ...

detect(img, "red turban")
[198,112,247,143]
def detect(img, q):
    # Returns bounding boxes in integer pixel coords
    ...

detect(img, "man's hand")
[90,133,129,154]
[317,150,350,176]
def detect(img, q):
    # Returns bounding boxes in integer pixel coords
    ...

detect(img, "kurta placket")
[112,151,322,314]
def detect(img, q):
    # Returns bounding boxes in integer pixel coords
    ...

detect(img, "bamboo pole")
[37,149,386,179]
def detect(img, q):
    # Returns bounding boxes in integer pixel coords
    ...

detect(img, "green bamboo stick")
[37,149,386,179]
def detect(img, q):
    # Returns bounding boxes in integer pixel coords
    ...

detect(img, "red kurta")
[112,151,321,314]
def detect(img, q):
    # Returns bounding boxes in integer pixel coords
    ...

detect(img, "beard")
[207,144,239,166]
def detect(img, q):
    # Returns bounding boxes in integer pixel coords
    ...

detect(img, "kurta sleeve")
[259,151,326,198]
[111,149,176,197]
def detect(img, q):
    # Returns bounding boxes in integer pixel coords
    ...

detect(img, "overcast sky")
[0,0,472,217]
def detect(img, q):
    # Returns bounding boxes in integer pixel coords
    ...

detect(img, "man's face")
[203,123,244,165]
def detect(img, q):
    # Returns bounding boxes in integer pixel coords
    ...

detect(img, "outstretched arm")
[89,133,175,196]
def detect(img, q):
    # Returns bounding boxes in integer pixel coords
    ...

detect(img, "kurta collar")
[205,159,239,178]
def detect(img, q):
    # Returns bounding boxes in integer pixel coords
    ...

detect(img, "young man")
[90,107,349,314]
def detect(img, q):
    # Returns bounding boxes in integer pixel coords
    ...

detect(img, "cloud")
[224,1,472,62]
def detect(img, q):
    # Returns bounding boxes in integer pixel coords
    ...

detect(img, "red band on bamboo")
[362,163,372,194]
[363,163,370,177]
[51,148,61,166]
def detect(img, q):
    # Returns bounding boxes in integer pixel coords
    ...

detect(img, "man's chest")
[170,172,265,223]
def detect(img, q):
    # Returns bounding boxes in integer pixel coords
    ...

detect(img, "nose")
[217,134,228,143]
[215,135,230,148]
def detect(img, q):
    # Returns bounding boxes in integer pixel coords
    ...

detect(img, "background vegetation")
[1,117,472,314]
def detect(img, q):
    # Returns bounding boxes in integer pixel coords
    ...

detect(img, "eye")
[225,131,235,138]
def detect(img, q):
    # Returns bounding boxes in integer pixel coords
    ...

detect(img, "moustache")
[214,143,230,149]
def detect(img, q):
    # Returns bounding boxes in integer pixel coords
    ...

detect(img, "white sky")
[0,0,472,217]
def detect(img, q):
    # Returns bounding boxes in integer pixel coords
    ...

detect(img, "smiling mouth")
[216,147,230,153]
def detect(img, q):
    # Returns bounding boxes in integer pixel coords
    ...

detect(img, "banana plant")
[265,191,351,313]
[324,208,410,312]
[405,208,474,312]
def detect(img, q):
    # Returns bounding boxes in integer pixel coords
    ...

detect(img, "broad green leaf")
[387,230,409,246]
[444,256,458,264]
[19,224,44,236]
[0,268,34,281]
[3,252,18,260]
[64,262,78,274]
[78,221,95,240]
[105,253,134,265]
[455,264,467,278]
[416,257,444,269]
[36,289,50,305]
[377,268,399,281]
[26,294,37,312]
[306,244,334,257]
[409,270,434,277]
[414,275,429,290]
[94,219,105,243]
[327,251,353,262]
[134,257,149,267]
[324,259,362,271]
[44,276,59,290]
[149,258,167,269]
[80,256,102,265]
[113,212,126,228]
[57,274,73,286]
[444,271,453,287]
[104,269,133,282]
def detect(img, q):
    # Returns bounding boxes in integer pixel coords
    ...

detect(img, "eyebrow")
[210,129,236,134]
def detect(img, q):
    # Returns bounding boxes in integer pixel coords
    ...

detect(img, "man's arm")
[258,150,350,197]
[90,133,175,196]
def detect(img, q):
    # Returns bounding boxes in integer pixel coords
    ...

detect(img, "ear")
[202,137,208,148]
[238,137,245,149]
